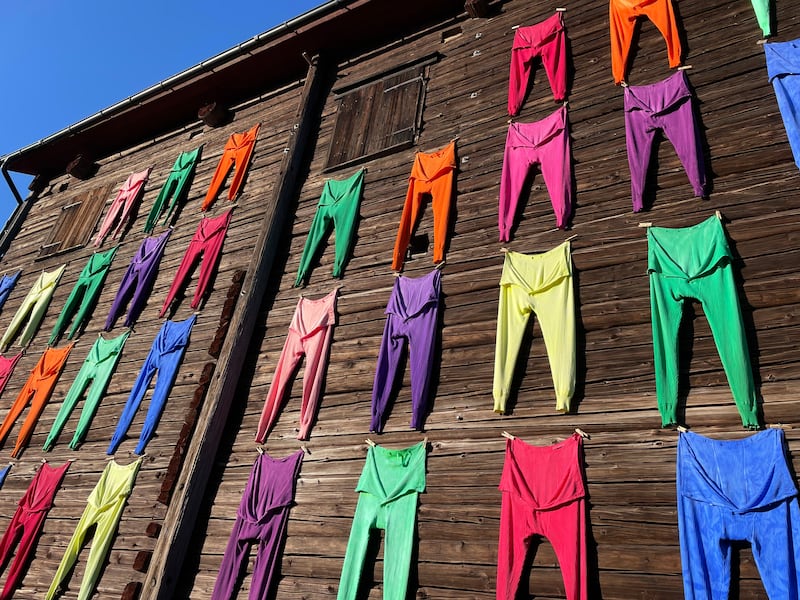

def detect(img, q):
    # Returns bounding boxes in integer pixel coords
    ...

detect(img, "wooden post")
[140,54,331,600]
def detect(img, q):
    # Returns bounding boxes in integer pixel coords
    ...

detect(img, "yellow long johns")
[0,265,66,351]
[493,241,576,414]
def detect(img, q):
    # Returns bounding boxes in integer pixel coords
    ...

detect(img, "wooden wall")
[0,82,304,598]
[181,0,800,599]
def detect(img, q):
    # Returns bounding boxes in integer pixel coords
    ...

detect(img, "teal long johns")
[144,146,202,233]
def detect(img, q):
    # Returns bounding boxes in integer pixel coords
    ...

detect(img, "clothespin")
[677,425,689,433]
[299,292,304,299]
[757,38,769,45]
[301,445,310,455]
[365,438,376,447]
[393,271,402,278]
[556,7,567,11]
[715,210,723,220]
[638,222,653,228]
[565,234,578,242]
[257,446,264,455]
[501,431,516,440]
[620,81,629,88]
[507,118,514,124]
[40,458,47,464]
[67,458,77,462]
[575,428,590,439]
[511,24,521,30]
[422,436,429,447]
[500,247,510,254]
[451,135,460,142]
[435,260,446,271]
[677,65,693,71]
[562,100,569,108]
[334,283,345,291]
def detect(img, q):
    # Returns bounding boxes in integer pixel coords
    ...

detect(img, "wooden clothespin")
[67,458,77,462]
[677,425,689,433]
[575,428,590,439]
[507,118,514,124]
[256,446,264,455]
[677,65,693,71]
[757,38,769,45]
[500,247,510,254]
[435,260,446,271]
[511,24,521,30]
[556,7,567,11]
[565,234,578,242]
[393,271,402,278]
[365,438,376,447]
[40,458,47,464]
[301,445,310,455]
[451,135,460,142]
[501,431,516,440]
[620,81,629,88]
[638,222,653,228]
[422,436,429,447]
[715,210,723,220]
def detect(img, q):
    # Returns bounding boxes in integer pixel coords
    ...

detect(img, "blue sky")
[0,0,324,227]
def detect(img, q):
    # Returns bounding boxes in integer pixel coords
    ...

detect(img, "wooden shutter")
[38,183,114,258]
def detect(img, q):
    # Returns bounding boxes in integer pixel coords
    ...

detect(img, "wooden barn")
[0,0,798,598]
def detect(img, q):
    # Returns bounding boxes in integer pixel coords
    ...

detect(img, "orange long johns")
[609,0,682,84]
[0,344,72,458]
[202,123,260,210]
[392,140,457,271]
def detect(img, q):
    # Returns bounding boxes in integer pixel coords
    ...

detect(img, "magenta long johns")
[371,269,441,433]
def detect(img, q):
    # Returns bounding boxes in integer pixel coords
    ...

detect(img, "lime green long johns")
[45,458,141,600]
[337,441,427,600]
[0,265,65,352]
[648,215,759,429]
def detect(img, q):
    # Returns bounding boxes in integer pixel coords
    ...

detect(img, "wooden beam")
[140,53,331,600]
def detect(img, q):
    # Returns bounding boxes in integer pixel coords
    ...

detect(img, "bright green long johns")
[43,330,129,452]
[295,168,364,286]
[144,146,202,233]
[45,458,141,600]
[49,246,117,345]
[647,215,759,429]
[337,441,426,600]
[750,0,773,38]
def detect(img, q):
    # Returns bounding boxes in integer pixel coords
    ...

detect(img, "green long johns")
[49,247,117,345]
[0,265,65,352]
[43,330,130,452]
[337,441,427,600]
[750,0,773,38]
[295,168,364,287]
[45,458,141,600]
[648,215,759,429]
[144,146,202,233]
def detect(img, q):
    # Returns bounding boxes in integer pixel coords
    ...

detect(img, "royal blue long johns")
[107,315,195,455]
[0,272,20,313]
[677,428,800,599]
[766,40,800,170]
[0,465,9,490]
[104,229,171,330]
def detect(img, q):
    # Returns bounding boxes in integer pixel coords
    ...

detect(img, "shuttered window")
[326,63,428,170]
[38,183,113,258]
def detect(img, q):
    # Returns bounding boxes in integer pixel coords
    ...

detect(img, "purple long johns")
[104,228,171,330]
[371,269,441,433]
[211,449,304,600]
[624,70,706,212]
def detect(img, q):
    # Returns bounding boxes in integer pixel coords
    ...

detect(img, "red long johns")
[160,209,232,317]
[497,434,589,600]
[202,123,260,210]
[0,461,70,600]
[0,344,73,458]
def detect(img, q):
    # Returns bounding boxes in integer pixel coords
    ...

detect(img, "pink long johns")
[499,105,573,240]
[255,289,338,442]
[509,11,568,115]
[93,168,152,247]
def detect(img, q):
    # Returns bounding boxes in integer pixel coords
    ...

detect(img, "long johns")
[337,441,427,600]
[0,271,21,313]
[0,344,73,458]
[392,140,456,271]
[750,0,773,37]
[144,146,202,233]
[0,461,70,600]
[202,123,260,210]
[105,229,171,330]
[0,353,23,398]
[0,265,66,352]
[609,0,682,84]
[648,215,759,428]
[493,243,576,414]
[211,450,304,600]
[499,105,573,240]
[107,315,195,455]
[45,458,141,600]
[508,11,568,115]
[295,169,364,286]
[49,247,117,344]
[765,40,800,170]
[371,269,440,433]
[93,167,151,247]
[255,289,337,442]
[677,429,800,598]
[44,331,129,452]
[497,434,589,600]
[160,209,232,316]
[624,70,706,212]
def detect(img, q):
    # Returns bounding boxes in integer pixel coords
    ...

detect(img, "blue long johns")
[766,40,800,170]
[0,272,21,313]
[106,315,196,455]
[677,428,800,599]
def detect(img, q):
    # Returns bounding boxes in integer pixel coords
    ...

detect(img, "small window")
[38,183,113,258]
[325,62,431,170]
